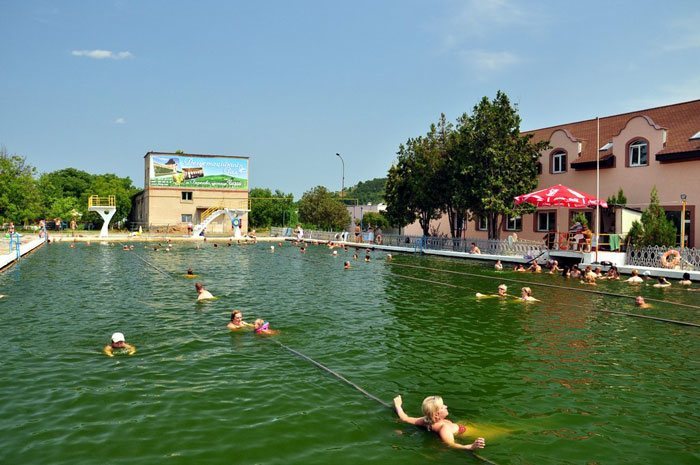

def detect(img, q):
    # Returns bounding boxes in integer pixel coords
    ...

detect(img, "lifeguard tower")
[88,195,117,238]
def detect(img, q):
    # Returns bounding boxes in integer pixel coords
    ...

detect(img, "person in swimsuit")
[103,332,136,357]
[476,284,508,299]
[393,395,485,451]
[195,282,215,301]
[520,287,540,302]
[227,310,251,330]
[253,319,279,335]
[635,296,651,308]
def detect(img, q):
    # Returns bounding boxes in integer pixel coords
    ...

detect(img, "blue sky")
[1,0,698,198]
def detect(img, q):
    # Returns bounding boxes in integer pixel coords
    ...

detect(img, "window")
[181,214,193,223]
[478,216,488,231]
[551,151,567,173]
[506,215,522,231]
[537,211,556,232]
[629,140,648,167]
[181,191,193,201]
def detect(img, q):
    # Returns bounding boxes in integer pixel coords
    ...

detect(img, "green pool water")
[0,242,698,465]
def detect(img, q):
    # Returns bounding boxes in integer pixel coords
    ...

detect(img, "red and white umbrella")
[514,184,608,208]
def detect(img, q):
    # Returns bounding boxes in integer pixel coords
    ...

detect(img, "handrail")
[88,195,116,208]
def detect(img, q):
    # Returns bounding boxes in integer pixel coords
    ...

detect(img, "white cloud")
[461,50,521,71]
[71,50,133,60]
[115,117,126,124]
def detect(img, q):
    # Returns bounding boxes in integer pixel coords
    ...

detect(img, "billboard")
[148,154,248,190]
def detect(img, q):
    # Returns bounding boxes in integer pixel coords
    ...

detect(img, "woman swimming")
[393,395,485,451]
[520,287,540,302]
[227,310,251,330]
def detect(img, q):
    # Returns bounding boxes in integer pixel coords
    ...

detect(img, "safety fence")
[625,246,700,270]
[270,228,546,257]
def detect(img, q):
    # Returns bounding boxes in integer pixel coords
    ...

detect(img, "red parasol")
[514,184,608,208]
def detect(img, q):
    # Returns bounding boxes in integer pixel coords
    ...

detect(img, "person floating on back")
[103,332,136,357]
[393,395,485,452]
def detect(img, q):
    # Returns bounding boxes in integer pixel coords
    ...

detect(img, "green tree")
[385,135,443,235]
[0,147,43,224]
[458,91,548,239]
[298,186,349,230]
[38,168,93,219]
[638,186,676,247]
[249,188,294,228]
[606,188,627,207]
[344,178,387,204]
[571,212,589,228]
[362,211,389,230]
[89,173,140,226]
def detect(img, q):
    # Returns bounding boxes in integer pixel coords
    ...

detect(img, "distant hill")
[344,177,386,205]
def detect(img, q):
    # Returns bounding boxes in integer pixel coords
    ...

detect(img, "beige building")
[404,100,700,247]
[131,151,250,234]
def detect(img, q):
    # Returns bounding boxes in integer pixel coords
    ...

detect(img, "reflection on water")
[0,243,698,465]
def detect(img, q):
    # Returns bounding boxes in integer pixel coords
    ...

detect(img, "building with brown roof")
[404,99,700,247]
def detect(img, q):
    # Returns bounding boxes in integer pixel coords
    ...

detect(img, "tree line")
[0,147,140,228]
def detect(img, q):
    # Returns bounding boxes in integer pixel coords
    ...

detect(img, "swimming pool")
[1,242,698,464]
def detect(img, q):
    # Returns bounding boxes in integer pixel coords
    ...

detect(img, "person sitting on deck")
[195,282,215,301]
[626,270,644,284]
[469,243,481,254]
[393,395,485,452]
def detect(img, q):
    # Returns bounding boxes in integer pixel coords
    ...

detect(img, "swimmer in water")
[195,282,215,301]
[227,310,251,330]
[344,261,351,269]
[253,319,279,335]
[393,395,485,451]
[635,296,651,308]
[494,260,503,271]
[653,276,671,288]
[476,284,508,299]
[519,287,540,302]
[103,332,136,357]
[184,268,197,278]
[679,272,692,286]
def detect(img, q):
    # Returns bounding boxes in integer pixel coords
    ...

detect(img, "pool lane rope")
[279,249,700,325]
[268,338,501,465]
[389,266,700,328]
[391,261,700,311]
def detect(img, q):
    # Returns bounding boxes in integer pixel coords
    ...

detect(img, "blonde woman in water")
[393,395,485,451]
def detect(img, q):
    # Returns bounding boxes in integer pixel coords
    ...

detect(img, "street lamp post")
[680,193,687,250]
[335,153,345,198]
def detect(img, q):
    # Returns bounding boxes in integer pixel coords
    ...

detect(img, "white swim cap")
[111,332,125,343]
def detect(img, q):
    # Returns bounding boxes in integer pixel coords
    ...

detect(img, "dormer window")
[628,140,648,167]
[690,130,700,141]
[551,150,567,174]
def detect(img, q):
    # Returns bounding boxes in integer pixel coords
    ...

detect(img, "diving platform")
[88,195,117,238]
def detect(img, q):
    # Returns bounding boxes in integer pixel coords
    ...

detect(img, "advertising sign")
[149,155,248,190]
